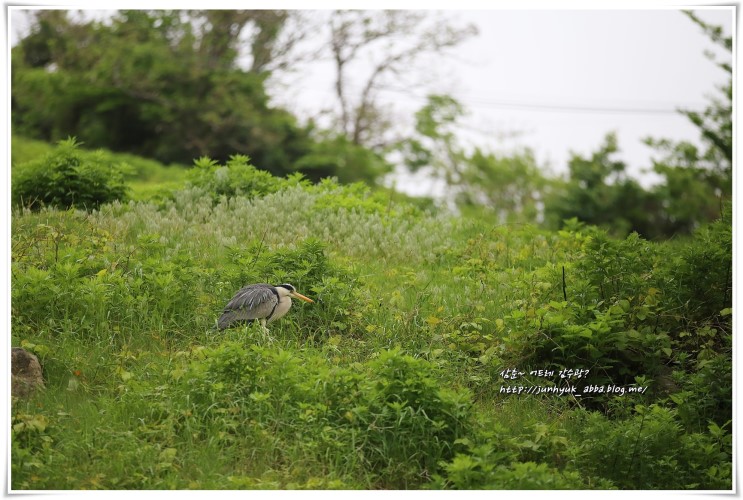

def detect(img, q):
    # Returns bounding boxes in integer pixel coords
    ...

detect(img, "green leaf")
[159,447,177,462]
[118,368,133,382]
[426,316,442,326]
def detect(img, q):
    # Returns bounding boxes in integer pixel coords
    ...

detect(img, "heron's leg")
[259,319,274,343]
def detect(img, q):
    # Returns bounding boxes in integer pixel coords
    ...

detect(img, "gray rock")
[12,347,45,398]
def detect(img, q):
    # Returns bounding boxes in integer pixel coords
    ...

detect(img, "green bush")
[666,349,732,431]
[660,205,732,328]
[293,133,391,184]
[12,138,128,210]
[309,178,408,216]
[568,404,731,489]
[215,238,364,338]
[360,349,472,483]
[495,218,730,410]
[11,413,54,489]
[165,344,472,487]
[490,227,672,403]
[430,414,616,489]
[438,455,583,489]
[186,155,307,202]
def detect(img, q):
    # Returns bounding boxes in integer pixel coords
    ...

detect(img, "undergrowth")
[11,153,732,490]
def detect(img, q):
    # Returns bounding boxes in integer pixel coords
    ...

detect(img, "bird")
[216,283,314,331]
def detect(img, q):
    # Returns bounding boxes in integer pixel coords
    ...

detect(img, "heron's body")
[217,283,313,330]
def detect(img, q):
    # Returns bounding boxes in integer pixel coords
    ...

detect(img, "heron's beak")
[291,291,314,303]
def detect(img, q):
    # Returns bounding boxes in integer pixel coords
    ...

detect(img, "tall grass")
[10,155,732,489]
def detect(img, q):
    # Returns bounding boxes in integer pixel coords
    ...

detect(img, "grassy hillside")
[10,140,732,490]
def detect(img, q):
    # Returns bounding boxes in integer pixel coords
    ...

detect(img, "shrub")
[568,404,731,489]
[657,205,732,338]
[167,344,472,487]
[10,209,210,339]
[495,218,730,409]
[11,412,54,489]
[186,154,307,202]
[666,348,732,431]
[492,227,673,404]
[12,138,128,210]
[215,238,364,338]
[307,178,415,217]
[432,439,605,489]
[474,461,586,489]
[293,133,391,184]
[359,349,472,484]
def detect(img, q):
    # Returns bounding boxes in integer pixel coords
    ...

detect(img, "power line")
[455,98,698,115]
[277,80,706,118]
[377,84,704,116]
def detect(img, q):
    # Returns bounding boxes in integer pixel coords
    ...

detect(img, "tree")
[543,12,732,239]
[643,10,732,235]
[457,149,548,224]
[293,133,390,184]
[679,10,732,168]
[193,10,317,74]
[544,133,661,237]
[402,94,467,186]
[327,11,477,149]
[401,94,550,222]
[11,10,316,176]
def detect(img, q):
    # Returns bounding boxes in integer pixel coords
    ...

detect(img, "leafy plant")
[164,344,472,487]
[11,411,62,490]
[187,155,307,202]
[568,405,731,489]
[12,138,128,210]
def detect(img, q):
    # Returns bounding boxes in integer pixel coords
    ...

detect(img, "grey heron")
[217,283,314,331]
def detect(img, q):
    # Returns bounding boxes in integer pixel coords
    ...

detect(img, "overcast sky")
[8,6,734,196]
[271,8,733,195]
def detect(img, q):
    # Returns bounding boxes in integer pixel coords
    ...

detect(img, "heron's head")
[276,283,314,303]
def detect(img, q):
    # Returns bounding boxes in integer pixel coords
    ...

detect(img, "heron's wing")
[224,284,277,312]
[218,284,278,329]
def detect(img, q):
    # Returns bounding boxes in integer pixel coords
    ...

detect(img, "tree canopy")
[13,11,322,177]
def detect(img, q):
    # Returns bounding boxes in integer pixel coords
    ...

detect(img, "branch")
[349,16,477,145]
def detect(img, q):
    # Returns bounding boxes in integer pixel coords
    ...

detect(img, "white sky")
[6,5,735,196]
[270,8,734,195]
